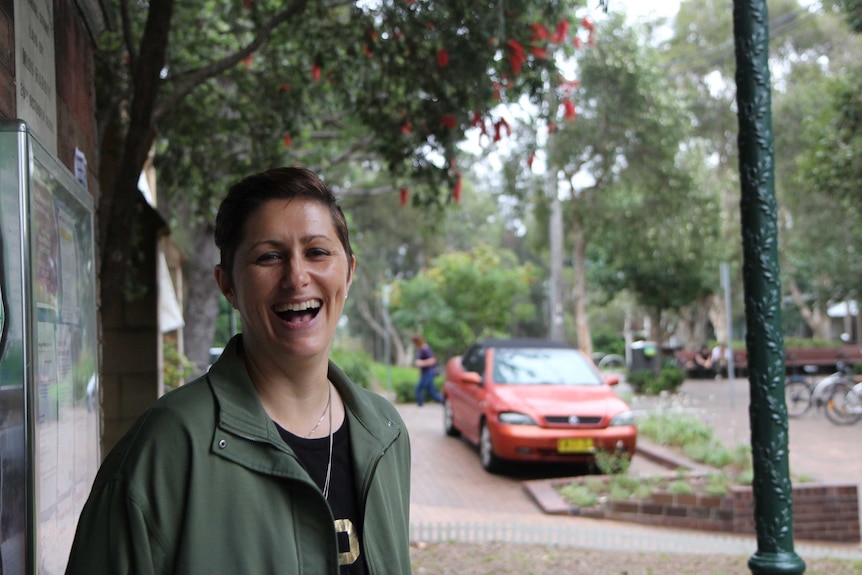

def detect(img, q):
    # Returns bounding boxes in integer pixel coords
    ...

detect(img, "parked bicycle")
[824,377,862,425]
[785,362,856,418]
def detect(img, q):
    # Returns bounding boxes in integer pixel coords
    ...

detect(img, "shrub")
[163,340,196,391]
[625,364,685,395]
[391,372,444,403]
[558,483,598,508]
[330,348,373,389]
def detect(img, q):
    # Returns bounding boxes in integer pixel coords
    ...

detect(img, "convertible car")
[442,338,637,473]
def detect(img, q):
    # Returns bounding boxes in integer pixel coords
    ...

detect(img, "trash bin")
[629,340,658,372]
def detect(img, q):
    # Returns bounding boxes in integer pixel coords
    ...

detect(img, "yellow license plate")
[557,438,594,454]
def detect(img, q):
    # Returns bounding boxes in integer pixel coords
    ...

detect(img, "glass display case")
[0,121,99,574]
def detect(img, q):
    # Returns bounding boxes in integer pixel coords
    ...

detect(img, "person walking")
[412,333,442,406]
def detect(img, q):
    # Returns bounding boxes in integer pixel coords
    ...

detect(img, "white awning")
[827,300,858,318]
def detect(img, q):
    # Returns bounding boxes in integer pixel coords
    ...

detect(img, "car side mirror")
[604,374,620,386]
[461,371,483,386]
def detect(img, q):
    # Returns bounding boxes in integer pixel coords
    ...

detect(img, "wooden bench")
[675,345,862,378]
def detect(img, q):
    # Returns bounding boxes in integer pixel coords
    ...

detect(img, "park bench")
[674,345,862,378]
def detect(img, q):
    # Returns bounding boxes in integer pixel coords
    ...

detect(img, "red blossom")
[401,121,413,135]
[441,114,457,129]
[529,23,548,42]
[437,48,449,68]
[573,37,582,49]
[242,0,253,8]
[452,174,462,204]
[563,99,576,121]
[399,188,409,206]
[551,21,569,43]
[531,46,548,59]
[279,82,291,92]
[527,151,535,167]
[362,43,374,57]
[242,55,254,68]
[493,118,511,142]
[548,122,557,133]
[282,133,292,148]
[581,17,595,31]
[506,39,526,75]
[311,64,321,81]
[491,81,502,100]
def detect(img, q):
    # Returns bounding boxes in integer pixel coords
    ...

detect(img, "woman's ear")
[214,265,236,308]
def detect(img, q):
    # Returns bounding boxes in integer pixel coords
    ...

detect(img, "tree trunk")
[99,0,176,298]
[787,279,831,339]
[183,221,221,377]
[571,225,592,357]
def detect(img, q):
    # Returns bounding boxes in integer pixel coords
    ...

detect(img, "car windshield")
[492,347,604,386]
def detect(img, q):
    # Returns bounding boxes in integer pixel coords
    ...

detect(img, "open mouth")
[274,300,322,324]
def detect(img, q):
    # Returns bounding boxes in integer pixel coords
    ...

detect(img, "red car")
[442,339,637,473]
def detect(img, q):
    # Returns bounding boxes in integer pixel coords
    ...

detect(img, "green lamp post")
[732,1,806,573]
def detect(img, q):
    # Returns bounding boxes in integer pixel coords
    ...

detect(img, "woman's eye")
[256,252,282,264]
[307,248,330,258]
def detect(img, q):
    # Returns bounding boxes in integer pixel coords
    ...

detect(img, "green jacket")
[66,336,412,574]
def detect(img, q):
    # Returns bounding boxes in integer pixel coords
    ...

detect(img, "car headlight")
[609,411,636,426]
[498,412,537,425]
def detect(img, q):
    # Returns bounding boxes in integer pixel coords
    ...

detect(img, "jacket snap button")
[218,439,227,449]
[387,421,394,427]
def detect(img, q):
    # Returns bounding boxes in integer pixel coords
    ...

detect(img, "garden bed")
[522,446,860,544]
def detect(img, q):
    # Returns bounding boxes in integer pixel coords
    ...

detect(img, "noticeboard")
[0,121,99,575]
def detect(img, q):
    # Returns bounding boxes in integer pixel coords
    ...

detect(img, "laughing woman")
[66,168,412,574]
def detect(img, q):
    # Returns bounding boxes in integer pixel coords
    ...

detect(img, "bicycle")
[824,378,862,425]
[784,362,855,418]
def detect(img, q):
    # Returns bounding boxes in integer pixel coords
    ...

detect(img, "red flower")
[311,64,321,81]
[441,114,457,129]
[437,48,449,68]
[452,175,462,204]
[399,188,409,206]
[493,118,511,142]
[279,82,291,92]
[563,99,576,121]
[362,43,374,58]
[506,39,526,75]
[548,122,557,133]
[242,55,254,68]
[551,21,569,44]
[531,46,548,59]
[283,133,292,148]
[581,17,595,31]
[491,82,502,101]
[401,121,413,135]
[527,151,536,168]
[242,0,253,8]
[530,23,548,42]
[573,37,582,49]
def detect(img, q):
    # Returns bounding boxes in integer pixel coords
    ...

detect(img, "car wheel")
[443,397,460,437]
[479,421,502,473]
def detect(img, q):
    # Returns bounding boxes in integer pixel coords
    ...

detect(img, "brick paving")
[395,377,862,560]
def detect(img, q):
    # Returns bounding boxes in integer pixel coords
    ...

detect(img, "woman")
[66,168,412,574]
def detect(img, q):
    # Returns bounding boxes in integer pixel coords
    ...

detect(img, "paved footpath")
[395,377,862,561]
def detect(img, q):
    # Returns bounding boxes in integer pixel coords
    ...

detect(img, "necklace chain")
[323,384,333,500]
[306,386,332,438]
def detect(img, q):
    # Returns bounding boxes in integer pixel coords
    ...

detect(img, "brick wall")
[572,481,861,544]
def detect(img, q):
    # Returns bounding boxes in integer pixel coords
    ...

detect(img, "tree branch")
[153,0,311,121]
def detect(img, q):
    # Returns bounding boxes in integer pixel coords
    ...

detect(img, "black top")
[277,418,369,575]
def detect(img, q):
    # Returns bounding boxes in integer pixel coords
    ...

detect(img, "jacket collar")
[208,335,400,451]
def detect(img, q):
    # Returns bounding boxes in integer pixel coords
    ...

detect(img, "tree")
[94,0,603,371]
[388,244,537,360]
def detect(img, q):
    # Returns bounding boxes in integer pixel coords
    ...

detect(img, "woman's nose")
[283,258,309,287]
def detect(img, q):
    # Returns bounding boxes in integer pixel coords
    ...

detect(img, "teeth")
[275,300,321,312]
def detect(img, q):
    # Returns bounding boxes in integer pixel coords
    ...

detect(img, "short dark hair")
[214,167,354,277]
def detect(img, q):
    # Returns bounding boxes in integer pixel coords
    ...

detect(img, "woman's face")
[216,198,354,365]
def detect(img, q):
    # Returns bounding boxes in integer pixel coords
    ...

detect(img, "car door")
[456,344,487,444]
